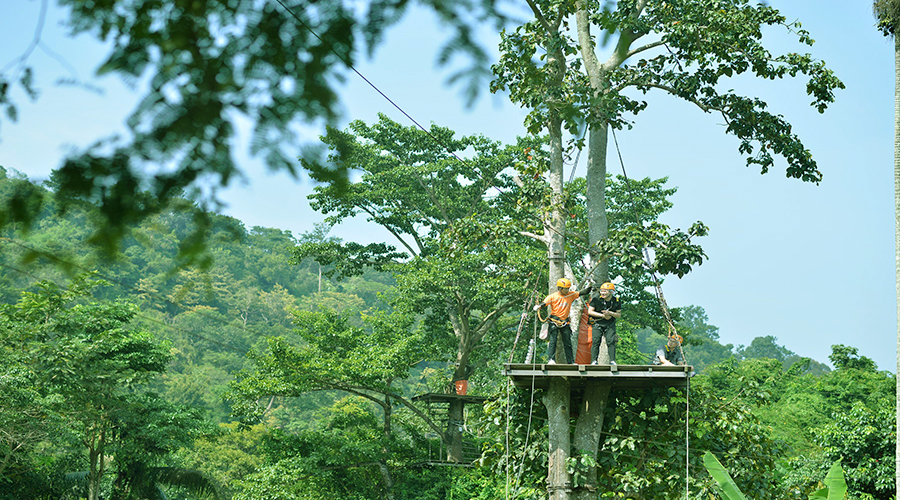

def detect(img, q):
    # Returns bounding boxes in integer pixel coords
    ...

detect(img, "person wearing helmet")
[532,277,594,364]
[588,282,622,365]
[653,335,685,366]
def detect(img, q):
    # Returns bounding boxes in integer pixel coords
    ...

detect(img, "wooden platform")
[502,363,694,390]
[411,393,490,405]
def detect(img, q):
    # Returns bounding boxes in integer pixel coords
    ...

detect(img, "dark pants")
[546,322,574,364]
[590,323,617,364]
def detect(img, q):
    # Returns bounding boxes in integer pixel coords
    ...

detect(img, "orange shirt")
[542,291,582,320]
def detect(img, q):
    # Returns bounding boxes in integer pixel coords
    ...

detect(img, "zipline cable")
[610,128,686,364]
[609,127,691,495]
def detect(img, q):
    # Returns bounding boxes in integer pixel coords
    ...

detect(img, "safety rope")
[510,274,543,364]
[535,303,549,324]
[610,128,692,495]
[517,345,540,491]
[506,314,541,498]
[685,376,691,499]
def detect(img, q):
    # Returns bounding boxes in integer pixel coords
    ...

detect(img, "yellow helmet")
[556,278,572,288]
[600,282,615,291]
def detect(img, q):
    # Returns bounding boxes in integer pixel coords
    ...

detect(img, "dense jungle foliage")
[0,167,894,500]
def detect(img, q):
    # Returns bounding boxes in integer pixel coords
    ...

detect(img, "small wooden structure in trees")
[502,363,694,500]
[410,392,489,466]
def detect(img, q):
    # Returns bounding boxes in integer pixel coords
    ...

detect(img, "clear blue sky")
[0,0,895,372]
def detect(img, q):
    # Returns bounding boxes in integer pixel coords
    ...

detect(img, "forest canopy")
[0,153,893,499]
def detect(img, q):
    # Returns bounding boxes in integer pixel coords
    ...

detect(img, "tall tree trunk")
[548,110,568,292]
[545,89,572,500]
[447,399,465,462]
[537,7,585,498]
[377,462,395,500]
[448,308,470,462]
[575,1,612,285]
[88,446,100,500]
[586,125,610,283]
[572,382,611,500]
[544,377,572,500]
[86,426,105,500]
[894,31,900,500]
[546,29,570,361]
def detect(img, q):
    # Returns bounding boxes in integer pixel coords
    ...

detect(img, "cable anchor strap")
[524,338,535,364]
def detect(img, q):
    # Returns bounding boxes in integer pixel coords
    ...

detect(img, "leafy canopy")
[0,0,506,256]
[492,0,844,183]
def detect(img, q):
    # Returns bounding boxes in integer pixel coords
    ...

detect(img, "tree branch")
[295,381,449,442]
[471,299,519,348]
[625,40,667,59]
[618,82,724,115]
[525,0,555,34]
[518,230,549,244]
[359,205,419,256]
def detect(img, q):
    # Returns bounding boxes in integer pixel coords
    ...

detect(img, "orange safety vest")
[542,291,581,324]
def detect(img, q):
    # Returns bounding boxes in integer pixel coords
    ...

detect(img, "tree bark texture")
[548,109,568,297]
[544,377,572,500]
[447,399,465,462]
[575,1,612,284]
[573,382,611,500]
[586,125,611,283]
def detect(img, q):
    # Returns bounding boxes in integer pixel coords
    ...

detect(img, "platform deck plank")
[502,363,693,390]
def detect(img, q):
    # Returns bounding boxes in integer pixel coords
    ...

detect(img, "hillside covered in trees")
[0,165,894,500]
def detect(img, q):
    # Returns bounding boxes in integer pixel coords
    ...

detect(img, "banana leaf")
[808,461,846,500]
[702,451,748,500]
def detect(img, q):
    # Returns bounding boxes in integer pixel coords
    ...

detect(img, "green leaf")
[809,461,846,500]
[703,451,748,500]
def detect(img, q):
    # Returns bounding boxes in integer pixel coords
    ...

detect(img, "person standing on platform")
[588,282,622,365]
[533,278,593,364]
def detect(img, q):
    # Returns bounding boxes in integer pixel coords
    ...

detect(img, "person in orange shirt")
[532,278,594,364]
